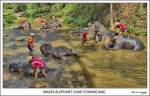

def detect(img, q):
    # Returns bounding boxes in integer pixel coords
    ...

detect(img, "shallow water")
[3,17,147,88]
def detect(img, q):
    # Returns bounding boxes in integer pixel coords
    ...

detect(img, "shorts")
[38,67,45,71]
[82,39,86,43]
[121,30,126,32]
[27,46,33,52]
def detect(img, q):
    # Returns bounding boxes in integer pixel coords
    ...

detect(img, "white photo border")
[1,0,149,96]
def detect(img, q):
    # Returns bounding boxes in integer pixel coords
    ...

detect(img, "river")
[3,17,147,88]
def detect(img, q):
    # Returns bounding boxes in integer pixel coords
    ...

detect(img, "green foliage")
[3,3,147,36]
[3,9,17,27]
[124,3,147,36]
[13,3,27,12]
[127,25,135,34]
[3,3,15,10]
[135,28,147,36]
[56,3,95,27]
[25,4,41,16]
[51,3,65,13]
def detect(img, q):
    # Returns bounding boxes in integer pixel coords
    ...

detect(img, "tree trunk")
[110,3,114,30]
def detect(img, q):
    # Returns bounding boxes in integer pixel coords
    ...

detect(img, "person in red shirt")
[20,20,25,24]
[40,18,46,29]
[27,33,34,56]
[116,20,127,33]
[82,28,87,47]
[26,56,48,81]
[20,20,26,29]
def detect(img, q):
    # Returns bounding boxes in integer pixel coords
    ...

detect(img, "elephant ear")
[99,28,103,32]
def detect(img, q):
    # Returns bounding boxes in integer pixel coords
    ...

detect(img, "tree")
[110,3,114,30]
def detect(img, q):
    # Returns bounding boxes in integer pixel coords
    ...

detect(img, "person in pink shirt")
[26,56,48,81]
[82,28,87,47]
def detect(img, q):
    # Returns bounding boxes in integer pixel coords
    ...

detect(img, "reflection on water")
[3,17,147,88]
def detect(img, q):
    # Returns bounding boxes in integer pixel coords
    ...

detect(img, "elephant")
[40,44,52,57]
[40,43,80,59]
[9,61,56,78]
[13,22,31,30]
[40,22,56,30]
[87,21,109,43]
[111,35,145,51]
[71,29,83,36]
[40,20,62,30]
[103,31,117,50]
[49,20,62,28]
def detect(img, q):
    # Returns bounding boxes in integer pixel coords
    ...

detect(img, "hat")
[30,33,34,36]
[84,28,87,30]
[25,56,32,62]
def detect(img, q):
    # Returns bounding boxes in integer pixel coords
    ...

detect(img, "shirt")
[30,56,46,69]
[116,24,127,30]
[82,31,87,40]
[27,36,34,47]
[21,20,25,24]
[41,19,46,24]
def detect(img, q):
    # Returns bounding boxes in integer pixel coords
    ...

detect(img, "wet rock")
[3,79,33,88]
[35,82,49,88]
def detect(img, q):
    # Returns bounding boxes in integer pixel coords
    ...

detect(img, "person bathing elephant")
[13,20,31,30]
[9,60,56,79]
[106,35,145,51]
[103,31,117,50]
[50,20,62,28]
[40,43,80,59]
[87,21,109,43]
[40,20,62,30]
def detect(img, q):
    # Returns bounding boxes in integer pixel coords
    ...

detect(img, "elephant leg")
[95,35,99,43]
[114,43,122,50]
[133,45,141,51]
[101,36,106,42]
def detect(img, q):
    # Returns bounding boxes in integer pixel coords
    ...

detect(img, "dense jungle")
[3,3,147,88]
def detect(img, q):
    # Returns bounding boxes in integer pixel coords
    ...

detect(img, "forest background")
[3,3,147,36]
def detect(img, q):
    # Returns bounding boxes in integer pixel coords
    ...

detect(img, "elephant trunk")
[66,52,78,56]
[104,36,114,50]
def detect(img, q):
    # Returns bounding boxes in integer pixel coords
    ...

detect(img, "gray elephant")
[87,21,109,43]
[71,29,83,36]
[13,22,31,30]
[40,22,56,30]
[40,43,80,59]
[40,20,62,30]
[103,31,117,50]
[9,61,56,78]
[111,35,145,51]
[49,20,62,28]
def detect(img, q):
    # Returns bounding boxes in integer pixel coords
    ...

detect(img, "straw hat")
[25,56,32,62]
[30,33,34,36]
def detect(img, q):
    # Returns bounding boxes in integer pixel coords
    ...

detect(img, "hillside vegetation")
[3,3,147,35]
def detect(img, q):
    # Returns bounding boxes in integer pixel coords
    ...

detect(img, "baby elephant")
[40,43,80,59]
[9,61,55,78]
[112,35,145,51]
[13,22,31,30]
